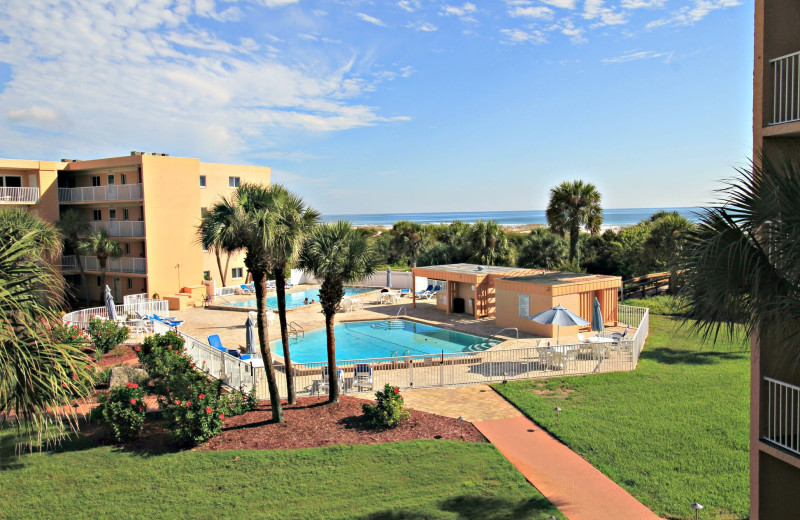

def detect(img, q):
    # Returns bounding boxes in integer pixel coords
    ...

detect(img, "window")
[127,278,132,290]
[96,276,102,287]
[518,294,530,318]
[203,271,210,279]
[124,243,130,254]
[109,209,117,221]
[92,209,101,221]
[200,175,206,187]
[0,176,22,188]
[121,173,127,185]
[232,267,243,279]
[430,279,446,292]
[91,176,101,187]
[107,174,115,185]
[123,208,129,220]
[229,177,240,188]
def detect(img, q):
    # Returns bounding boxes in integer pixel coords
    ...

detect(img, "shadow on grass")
[641,347,749,366]
[358,495,560,520]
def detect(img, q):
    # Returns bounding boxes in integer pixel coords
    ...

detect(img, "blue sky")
[0,0,752,215]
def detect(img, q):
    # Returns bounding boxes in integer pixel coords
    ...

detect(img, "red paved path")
[474,416,660,520]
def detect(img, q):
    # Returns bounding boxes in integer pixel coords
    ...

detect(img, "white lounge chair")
[315,366,344,395]
[352,363,374,391]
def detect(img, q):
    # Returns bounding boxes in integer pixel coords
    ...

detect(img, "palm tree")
[643,210,694,293]
[468,220,513,266]
[0,209,93,442]
[78,229,122,290]
[299,221,377,403]
[546,180,603,262]
[267,185,320,405]
[198,209,237,287]
[57,209,91,306]
[198,183,284,422]
[517,228,568,269]
[680,159,800,355]
[390,221,425,268]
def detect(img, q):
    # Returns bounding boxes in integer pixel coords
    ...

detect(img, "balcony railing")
[0,187,39,204]
[58,183,143,203]
[770,51,800,125]
[61,255,146,274]
[88,220,144,237]
[764,377,800,455]
[61,255,78,271]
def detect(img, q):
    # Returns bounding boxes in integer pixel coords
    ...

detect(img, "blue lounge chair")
[227,349,241,358]
[152,314,184,327]
[400,289,410,297]
[241,354,252,361]
[207,334,226,352]
[424,285,441,300]
[416,284,433,296]
[239,284,253,294]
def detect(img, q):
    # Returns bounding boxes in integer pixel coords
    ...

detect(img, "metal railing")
[771,51,800,125]
[89,220,145,237]
[0,186,39,204]
[81,255,146,274]
[58,183,143,203]
[123,293,149,305]
[493,327,519,341]
[618,304,649,367]
[61,255,78,271]
[764,377,800,455]
[62,299,169,329]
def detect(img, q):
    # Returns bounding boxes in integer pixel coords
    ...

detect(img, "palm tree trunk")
[252,270,284,422]
[215,249,225,286]
[274,267,296,404]
[223,251,231,287]
[324,309,339,403]
[569,223,580,262]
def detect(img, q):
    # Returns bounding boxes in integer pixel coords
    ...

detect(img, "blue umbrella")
[529,304,590,345]
[104,285,117,321]
[245,314,256,355]
[592,297,604,334]
[386,267,392,289]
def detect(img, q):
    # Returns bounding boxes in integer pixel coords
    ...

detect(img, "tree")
[198,183,285,423]
[680,159,800,355]
[546,180,603,262]
[468,220,513,266]
[299,221,377,403]
[78,228,122,289]
[57,209,91,306]
[390,221,425,268]
[642,210,694,292]
[0,209,93,442]
[199,209,238,287]
[517,228,567,269]
[266,185,320,405]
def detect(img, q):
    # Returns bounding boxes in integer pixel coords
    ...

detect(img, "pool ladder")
[288,321,304,340]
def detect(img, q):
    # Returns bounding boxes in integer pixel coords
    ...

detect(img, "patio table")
[585,336,615,344]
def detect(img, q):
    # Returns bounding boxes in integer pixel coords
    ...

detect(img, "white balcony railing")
[58,183,143,203]
[764,377,800,455]
[0,187,39,204]
[82,256,147,274]
[88,220,144,237]
[770,51,800,125]
[61,255,78,271]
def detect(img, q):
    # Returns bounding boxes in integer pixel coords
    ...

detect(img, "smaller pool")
[223,286,374,310]
[271,319,501,363]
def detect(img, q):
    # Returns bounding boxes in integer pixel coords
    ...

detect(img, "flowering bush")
[52,323,91,347]
[86,317,130,361]
[361,384,410,429]
[94,383,146,442]
[164,384,224,446]
[219,387,259,417]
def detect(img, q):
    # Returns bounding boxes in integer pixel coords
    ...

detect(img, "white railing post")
[0,187,39,204]
[771,51,800,125]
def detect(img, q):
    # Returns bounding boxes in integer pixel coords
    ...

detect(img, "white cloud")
[541,0,577,8]
[441,3,477,18]
[646,0,741,28]
[509,6,555,19]
[602,50,673,63]
[311,9,327,16]
[398,1,420,12]
[406,21,438,31]
[621,0,665,8]
[248,0,301,7]
[583,0,627,26]
[500,28,546,44]
[553,19,587,44]
[356,12,388,27]
[7,105,66,129]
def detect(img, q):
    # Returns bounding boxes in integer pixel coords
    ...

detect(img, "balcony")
[770,51,800,125]
[763,377,800,455]
[61,255,146,274]
[0,187,39,204]
[58,183,143,203]
[88,220,144,237]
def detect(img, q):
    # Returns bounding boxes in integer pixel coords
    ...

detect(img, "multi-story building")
[752,1,800,518]
[0,153,270,304]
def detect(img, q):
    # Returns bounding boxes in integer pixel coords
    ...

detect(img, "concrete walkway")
[474,415,660,520]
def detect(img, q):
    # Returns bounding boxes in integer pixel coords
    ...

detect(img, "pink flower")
[185,401,191,407]
[126,382,133,388]
[206,407,213,414]
[198,394,205,399]
[175,400,181,405]
[393,388,399,394]
[62,383,68,388]
[219,413,224,419]
[130,399,137,404]
[72,374,78,380]
[132,383,138,389]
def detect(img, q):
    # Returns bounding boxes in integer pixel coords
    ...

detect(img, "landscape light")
[690,502,703,520]
[554,406,562,424]
[458,416,464,439]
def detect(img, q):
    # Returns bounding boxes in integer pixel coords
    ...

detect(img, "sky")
[0,0,753,215]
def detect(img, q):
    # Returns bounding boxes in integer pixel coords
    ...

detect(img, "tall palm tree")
[468,220,513,266]
[78,229,122,290]
[0,209,93,442]
[198,209,237,287]
[680,159,800,356]
[267,185,320,405]
[299,221,377,403]
[643,210,694,293]
[517,228,568,269]
[391,221,425,268]
[57,209,91,306]
[198,183,284,422]
[546,180,603,262]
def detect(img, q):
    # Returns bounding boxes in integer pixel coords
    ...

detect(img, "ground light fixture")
[691,502,703,520]
[458,416,464,439]
[554,407,562,424]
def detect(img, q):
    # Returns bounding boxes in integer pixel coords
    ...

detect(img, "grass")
[622,294,686,316]
[0,433,564,520]
[492,315,750,520]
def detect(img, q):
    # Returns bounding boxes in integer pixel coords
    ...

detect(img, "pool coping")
[208,286,384,313]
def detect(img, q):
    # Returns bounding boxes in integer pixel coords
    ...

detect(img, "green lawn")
[492,315,750,520]
[0,434,563,520]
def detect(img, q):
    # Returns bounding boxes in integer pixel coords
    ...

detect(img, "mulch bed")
[199,396,485,451]
[89,344,141,368]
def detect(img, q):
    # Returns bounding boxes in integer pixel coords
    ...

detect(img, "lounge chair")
[152,314,184,327]
[239,284,253,294]
[611,325,630,341]
[227,349,241,359]
[577,332,588,343]
[352,363,374,391]
[208,334,226,352]
[285,281,294,288]
[400,289,410,297]
[416,284,433,296]
[424,285,441,300]
[316,366,344,395]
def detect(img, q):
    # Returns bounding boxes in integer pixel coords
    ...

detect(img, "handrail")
[289,321,304,339]
[492,327,519,341]
[394,307,407,320]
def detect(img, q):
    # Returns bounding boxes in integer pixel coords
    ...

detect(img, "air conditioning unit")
[150,152,158,156]
[130,151,144,156]
[61,158,72,162]
[160,153,170,157]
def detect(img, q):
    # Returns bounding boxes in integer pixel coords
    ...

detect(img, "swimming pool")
[271,319,500,363]
[223,286,374,310]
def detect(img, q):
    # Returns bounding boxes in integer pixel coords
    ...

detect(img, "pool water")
[224,287,374,310]
[271,319,500,363]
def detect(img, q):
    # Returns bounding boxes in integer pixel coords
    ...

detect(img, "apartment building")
[0,153,270,304]
[752,1,800,518]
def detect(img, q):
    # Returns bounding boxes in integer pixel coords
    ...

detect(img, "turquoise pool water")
[272,319,500,363]
[224,287,374,310]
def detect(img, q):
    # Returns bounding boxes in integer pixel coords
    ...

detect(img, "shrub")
[164,383,224,446]
[94,383,146,442]
[219,387,259,418]
[87,318,130,361]
[94,367,113,387]
[52,323,91,347]
[361,384,410,429]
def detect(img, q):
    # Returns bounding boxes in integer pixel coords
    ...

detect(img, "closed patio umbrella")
[591,297,604,334]
[104,285,117,321]
[529,304,590,345]
[386,267,392,289]
[245,314,256,355]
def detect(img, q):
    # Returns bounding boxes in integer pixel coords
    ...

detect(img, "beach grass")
[492,315,750,520]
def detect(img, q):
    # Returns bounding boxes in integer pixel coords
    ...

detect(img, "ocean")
[321,207,705,228]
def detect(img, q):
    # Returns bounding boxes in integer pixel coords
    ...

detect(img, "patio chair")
[416,284,433,296]
[424,285,441,300]
[315,366,344,395]
[152,314,184,327]
[352,363,374,391]
[400,289,410,297]
[611,325,630,341]
[207,334,226,352]
[239,284,253,294]
[577,332,588,343]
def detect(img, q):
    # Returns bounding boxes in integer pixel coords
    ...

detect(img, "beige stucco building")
[0,153,270,305]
